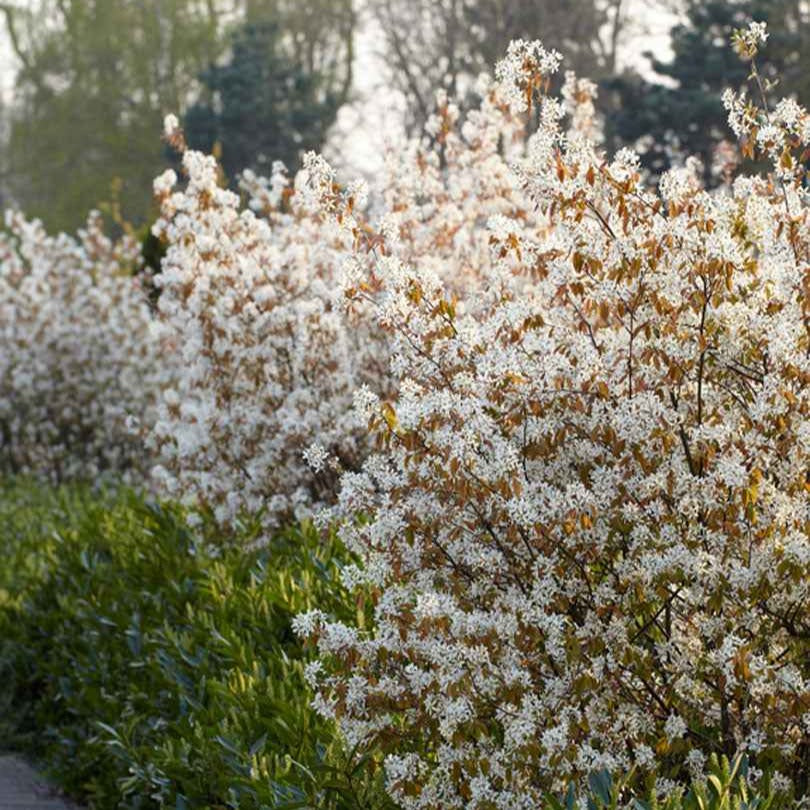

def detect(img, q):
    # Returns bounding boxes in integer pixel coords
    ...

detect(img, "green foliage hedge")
[0,480,392,809]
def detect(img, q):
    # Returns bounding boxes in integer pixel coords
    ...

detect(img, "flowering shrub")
[0,211,164,482]
[148,123,388,532]
[369,64,598,304]
[3,20,806,808]
[297,28,810,807]
[149,84,569,533]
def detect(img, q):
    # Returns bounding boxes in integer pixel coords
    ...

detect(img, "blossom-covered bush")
[359,66,597,305]
[297,29,810,807]
[0,211,164,482]
[148,85,569,533]
[148,125,388,532]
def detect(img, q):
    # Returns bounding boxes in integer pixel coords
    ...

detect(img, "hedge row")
[0,479,391,809]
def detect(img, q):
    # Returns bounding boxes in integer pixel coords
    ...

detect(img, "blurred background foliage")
[605,0,810,184]
[0,0,808,233]
[0,0,353,230]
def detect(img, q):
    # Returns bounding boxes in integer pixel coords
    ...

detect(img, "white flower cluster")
[725,23,810,184]
[147,68,557,534]
[561,70,600,143]
[0,211,166,482]
[296,35,810,807]
[147,146,385,531]
[494,39,562,114]
[731,20,769,60]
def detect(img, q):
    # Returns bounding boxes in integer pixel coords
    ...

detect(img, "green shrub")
[0,481,391,809]
[0,479,106,740]
[0,478,93,599]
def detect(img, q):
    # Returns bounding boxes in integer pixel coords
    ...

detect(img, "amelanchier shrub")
[0,211,166,483]
[294,27,810,807]
[147,89,561,534]
[148,123,387,533]
[0,19,807,810]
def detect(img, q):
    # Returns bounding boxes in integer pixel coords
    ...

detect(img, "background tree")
[243,0,354,109]
[605,0,810,184]
[0,0,228,232]
[184,1,353,179]
[0,0,354,233]
[367,0,628,134]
